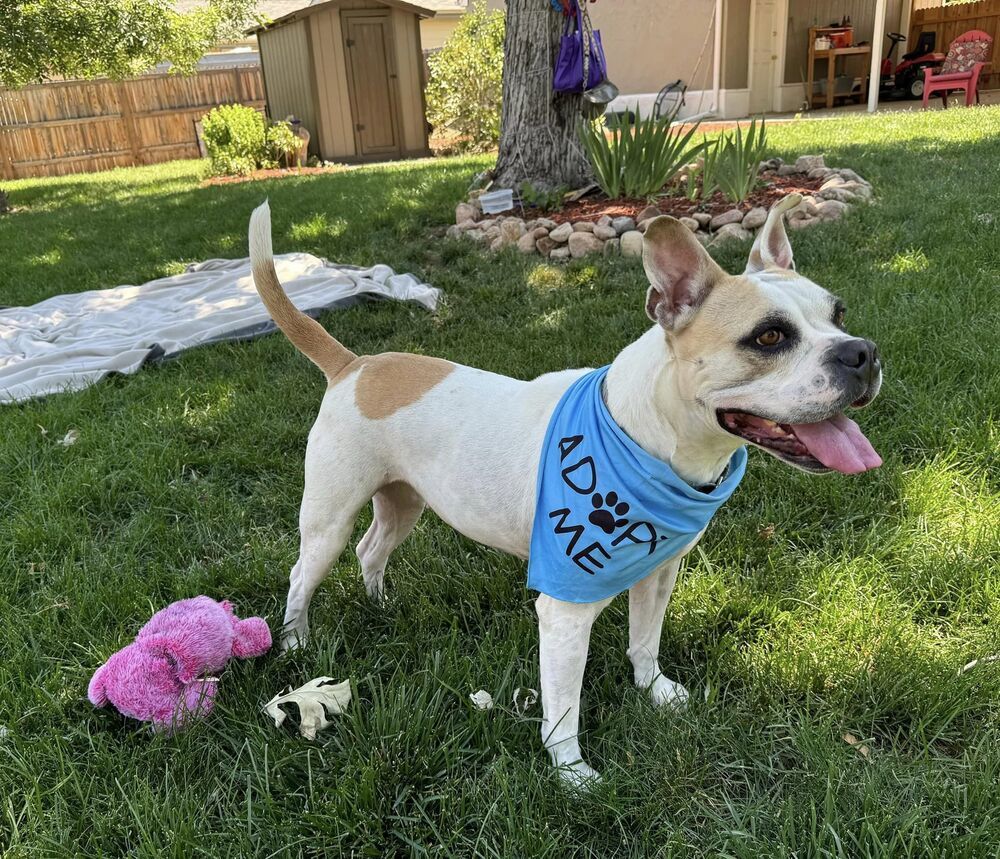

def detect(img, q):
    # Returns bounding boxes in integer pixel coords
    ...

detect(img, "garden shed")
[253,0,433,162]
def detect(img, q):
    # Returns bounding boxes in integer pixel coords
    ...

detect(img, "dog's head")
[642,195,882,475]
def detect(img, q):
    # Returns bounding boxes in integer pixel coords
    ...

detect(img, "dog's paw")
[649,675,689,710]
[279,628,308,653]
[364,579,386,605]
[554,759,602,790]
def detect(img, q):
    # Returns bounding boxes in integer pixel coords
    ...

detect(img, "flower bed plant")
[701,117,768,203]
[579,112,709,200]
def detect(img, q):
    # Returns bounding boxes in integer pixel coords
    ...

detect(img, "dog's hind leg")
[281,441,379,650]
[355,481,425,600]
[281,515,357,651]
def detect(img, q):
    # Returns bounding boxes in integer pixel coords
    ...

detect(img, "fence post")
[0,91,16,180]
[0,133,14,181]
[233,68,245,104]
[116,81,142,167]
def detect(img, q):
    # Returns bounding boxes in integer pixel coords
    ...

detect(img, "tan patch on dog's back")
[353,353,455,419]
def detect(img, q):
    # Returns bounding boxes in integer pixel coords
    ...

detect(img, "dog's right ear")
[643,217,726,333]
[745,193,800,273]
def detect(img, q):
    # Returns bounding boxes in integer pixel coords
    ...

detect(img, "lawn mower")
[880,31,945,100]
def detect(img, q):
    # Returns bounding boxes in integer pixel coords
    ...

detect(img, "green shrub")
[201,106,306,176]
[264,120,302,169]
[579,111,708,199]
[701,117,768,203]
[202,104,266,176]
[426,2,504,152]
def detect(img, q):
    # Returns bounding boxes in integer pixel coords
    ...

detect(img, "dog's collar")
[694,462,732,494]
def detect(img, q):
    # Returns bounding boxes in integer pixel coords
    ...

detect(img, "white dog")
[248,196,882,784]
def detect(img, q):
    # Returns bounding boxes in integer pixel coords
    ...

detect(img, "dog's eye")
[742,318,797,352]
[755,329,785,347]
[834,309,846,328]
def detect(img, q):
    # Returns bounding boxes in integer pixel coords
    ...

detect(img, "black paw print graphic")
[588,492,630,534]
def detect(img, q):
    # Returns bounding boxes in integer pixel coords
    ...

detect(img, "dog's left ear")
[745,193,800,273]
[643,216,726,333]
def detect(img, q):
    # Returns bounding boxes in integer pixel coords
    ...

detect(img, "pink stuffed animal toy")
[88,596,271,730]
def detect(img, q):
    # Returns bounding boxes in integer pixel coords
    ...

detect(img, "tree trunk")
[493,0,592,191]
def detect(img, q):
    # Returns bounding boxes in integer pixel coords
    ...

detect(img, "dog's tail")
[248,201,356,380]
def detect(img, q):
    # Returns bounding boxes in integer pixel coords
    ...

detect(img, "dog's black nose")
[832,338,879,381]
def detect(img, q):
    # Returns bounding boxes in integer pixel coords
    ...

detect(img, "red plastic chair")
[922,30,993,108]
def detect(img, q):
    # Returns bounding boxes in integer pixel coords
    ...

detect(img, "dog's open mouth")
[717,410,882,474]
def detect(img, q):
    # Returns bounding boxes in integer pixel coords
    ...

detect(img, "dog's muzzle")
[829,337,881,406]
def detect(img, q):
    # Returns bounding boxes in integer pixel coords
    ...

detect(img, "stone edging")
[445,155,873,261]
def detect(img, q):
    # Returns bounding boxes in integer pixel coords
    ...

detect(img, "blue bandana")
[528,366,747,603]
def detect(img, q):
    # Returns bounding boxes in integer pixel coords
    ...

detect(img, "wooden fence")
[0,67,264,180]
[909,0,1000,87]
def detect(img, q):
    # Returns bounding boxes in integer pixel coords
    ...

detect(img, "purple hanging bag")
[553,0,608,93]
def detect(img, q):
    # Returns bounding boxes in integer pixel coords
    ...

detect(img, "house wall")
[783,0,903,84]
[487,0,750,117]
[723,0,750,89]
[589,0,716,95]
[420,16,461,50]
[257,19,319,146]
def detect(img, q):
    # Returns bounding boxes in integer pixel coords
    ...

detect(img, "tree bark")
[493,0,592,191]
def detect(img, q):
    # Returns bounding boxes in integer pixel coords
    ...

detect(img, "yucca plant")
[701,117,768,203]
[579,111,708,199]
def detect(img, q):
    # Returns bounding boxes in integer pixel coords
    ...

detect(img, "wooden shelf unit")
[806,26,872,109]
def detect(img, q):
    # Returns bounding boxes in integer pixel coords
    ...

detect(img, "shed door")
[342,12,401,158]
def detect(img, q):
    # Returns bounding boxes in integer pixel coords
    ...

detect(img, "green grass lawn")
[2,106,1000,857]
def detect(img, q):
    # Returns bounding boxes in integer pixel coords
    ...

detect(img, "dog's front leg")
[627,557,689,709]
[536,593,611,786]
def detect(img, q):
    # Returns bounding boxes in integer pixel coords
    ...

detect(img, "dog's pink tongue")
[789,414,882,474]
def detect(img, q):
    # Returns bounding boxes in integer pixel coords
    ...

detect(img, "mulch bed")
[202,165,347,186]
[542,172,824,225]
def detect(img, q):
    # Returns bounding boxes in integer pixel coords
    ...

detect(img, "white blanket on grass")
[0,253,440,404]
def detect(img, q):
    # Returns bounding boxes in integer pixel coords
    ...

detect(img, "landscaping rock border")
[444,155,872,260]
